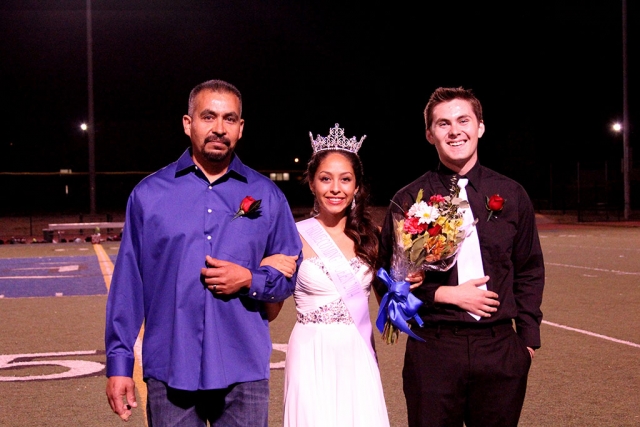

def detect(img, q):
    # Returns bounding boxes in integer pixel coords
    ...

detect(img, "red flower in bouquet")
[429,194,446,205]
[403,216,427,235]
[485,194,505,221]
[232,196,262,220]
[427,223,442,237]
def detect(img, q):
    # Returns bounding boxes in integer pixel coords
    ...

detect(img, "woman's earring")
[351,198,356,210]
[312,199,320,217]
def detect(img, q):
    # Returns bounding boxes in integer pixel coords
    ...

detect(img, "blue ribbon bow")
[375,268,425,342]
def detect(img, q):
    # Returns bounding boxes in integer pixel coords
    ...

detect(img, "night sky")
[0,0,637,208]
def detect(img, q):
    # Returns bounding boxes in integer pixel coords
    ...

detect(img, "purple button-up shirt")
[105,149,302,391]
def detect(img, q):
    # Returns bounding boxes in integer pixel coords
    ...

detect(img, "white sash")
[297,218,376,362]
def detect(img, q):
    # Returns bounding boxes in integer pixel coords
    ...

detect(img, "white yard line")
[542,320,640,349]
[545,262,640,276]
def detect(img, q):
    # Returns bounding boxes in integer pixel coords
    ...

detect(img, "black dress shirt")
[377,161,545,348]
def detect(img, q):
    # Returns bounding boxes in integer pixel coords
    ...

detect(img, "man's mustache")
[205,135,230,146]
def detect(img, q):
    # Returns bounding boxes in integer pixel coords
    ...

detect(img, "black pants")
[403,321,532,427]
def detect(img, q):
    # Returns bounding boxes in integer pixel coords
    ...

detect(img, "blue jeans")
[146,378,269,427]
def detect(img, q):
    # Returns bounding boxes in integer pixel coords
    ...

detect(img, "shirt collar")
[460,161,482,192]
[175,148,249,183]
[436,161,482,192]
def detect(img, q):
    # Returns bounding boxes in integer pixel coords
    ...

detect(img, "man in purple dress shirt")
[105,79,302,426]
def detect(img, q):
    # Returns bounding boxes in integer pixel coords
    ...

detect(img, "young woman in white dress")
[264,124,390,427]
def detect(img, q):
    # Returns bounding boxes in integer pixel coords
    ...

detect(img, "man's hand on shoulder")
[202,255,252,295]
[106,376,137,422]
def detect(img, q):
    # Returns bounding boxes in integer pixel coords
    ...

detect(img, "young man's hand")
[434,276,499,318]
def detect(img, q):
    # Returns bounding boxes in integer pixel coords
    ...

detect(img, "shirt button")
[270,297,274,300]
[208,185,212,190]
[252,292,257,296]
[208,209,212,213]
[207,236,211,240]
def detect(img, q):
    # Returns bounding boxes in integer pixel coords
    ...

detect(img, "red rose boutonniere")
[233,196,262,220]
[485,194,505,221]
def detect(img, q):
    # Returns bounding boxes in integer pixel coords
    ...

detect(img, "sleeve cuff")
[106,355,135,378]
[245,268,267,299]
[517,325,541,349]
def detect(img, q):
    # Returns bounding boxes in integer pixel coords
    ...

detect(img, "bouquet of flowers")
[395,185,469,272]
[376,179,471,344]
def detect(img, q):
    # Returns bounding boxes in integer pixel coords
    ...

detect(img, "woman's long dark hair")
[304,149,379,271]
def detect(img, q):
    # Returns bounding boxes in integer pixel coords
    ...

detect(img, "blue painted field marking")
[0,255,107,298]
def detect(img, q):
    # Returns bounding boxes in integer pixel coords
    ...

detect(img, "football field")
[0,221,639,426]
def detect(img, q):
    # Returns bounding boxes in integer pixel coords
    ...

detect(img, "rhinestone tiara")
[309,123,366,154]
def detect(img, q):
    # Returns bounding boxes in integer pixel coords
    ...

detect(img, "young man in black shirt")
[377,87,545,427]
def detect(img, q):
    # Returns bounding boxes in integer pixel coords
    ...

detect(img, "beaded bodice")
[294,256,372,325]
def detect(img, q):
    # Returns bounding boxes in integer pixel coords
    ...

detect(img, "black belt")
[414,320,514,337]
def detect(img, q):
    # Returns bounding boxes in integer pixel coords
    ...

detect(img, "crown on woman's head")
[309,123,366,154]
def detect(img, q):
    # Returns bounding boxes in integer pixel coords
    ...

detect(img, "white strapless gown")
[283,257,390,427]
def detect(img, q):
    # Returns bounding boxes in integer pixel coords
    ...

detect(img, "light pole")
[612,122,630,219]
[621,0,630,220]
[86,0,96,214]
